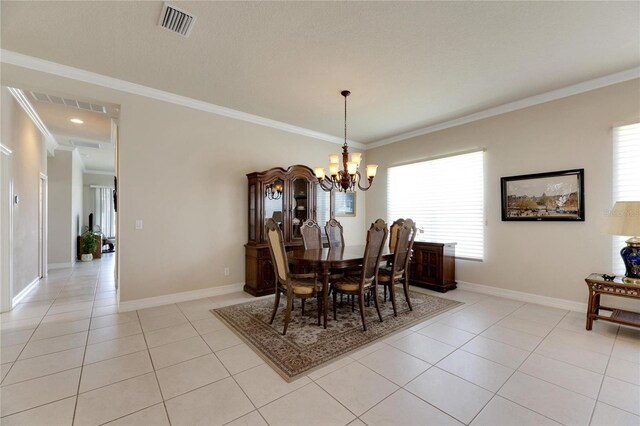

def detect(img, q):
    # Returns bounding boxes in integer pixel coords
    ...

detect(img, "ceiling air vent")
[158,3,196,38]
[29,92,107,114]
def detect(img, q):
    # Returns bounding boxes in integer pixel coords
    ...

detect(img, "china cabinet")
[245,165,330,296]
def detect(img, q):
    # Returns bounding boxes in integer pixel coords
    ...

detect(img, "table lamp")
[606,201,640,283]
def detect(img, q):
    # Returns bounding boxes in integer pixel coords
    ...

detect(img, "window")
[315,187,330,227]
[612,122,640,274]
[387,150,484,260]
[95,187,116,238]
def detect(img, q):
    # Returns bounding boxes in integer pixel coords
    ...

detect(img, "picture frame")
[334,191,356,217]
[501,168,584,221]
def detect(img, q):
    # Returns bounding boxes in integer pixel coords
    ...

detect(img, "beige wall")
[48,150,73,265]
[366,79,640,304]
[1,86,46,295]
[1,64,368,303]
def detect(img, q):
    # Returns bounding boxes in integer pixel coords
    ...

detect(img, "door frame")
[1,143,14,312]
[39,173,48,279]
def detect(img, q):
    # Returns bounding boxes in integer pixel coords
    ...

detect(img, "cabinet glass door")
[264,178,284,239]
[291,178,310,240]
[249,184,256,241]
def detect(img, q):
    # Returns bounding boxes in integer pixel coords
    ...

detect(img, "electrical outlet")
[135,220,143,230]
[224,267,230,276]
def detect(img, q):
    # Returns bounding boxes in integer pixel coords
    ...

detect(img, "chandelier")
[314,90,377,192]
[265,179,283,200]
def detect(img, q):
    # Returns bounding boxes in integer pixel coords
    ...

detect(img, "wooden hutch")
[245,165,329,296]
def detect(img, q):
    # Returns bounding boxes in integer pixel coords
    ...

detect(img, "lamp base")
[620,239,640,281]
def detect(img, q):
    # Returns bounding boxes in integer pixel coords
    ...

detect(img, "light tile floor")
[1,254,639,425]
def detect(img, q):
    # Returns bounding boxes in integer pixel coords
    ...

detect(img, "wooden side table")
[584,273,640,330]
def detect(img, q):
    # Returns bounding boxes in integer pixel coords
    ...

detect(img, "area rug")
[211,288,463,381]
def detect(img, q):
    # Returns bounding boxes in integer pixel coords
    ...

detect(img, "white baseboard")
[457,280,587,312]
[12,277,39,305]
[118,282,246,312]
[48,262,72,270]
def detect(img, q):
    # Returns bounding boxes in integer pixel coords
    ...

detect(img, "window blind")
[315,188,330,228]
[95,187,116,239]
[387,150,484,260]
[612,122,640,274]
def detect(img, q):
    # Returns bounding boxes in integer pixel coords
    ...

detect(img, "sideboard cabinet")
[245,165,329,296]
[410,241,457,292]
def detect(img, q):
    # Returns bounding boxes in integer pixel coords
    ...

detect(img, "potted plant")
[81,230,98,262]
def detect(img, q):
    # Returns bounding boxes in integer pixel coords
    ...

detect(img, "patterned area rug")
[212,288,463,381]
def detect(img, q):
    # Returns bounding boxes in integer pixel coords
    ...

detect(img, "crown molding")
[4,50,635,152]
[6,86,60,155]
[367,67,640,149]
[1,50,366,149]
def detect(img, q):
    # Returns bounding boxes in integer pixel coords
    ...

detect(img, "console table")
[584,273,640,330]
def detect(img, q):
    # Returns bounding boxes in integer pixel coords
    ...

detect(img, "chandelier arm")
[317,178,333,192]
[356,171,374,191]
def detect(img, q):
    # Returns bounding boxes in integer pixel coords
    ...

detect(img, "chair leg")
[301,299,305,316]
[389,282,398,317]
[283,294,293,335]
[358,293,367,331]
[383,285,387,302]
[317,294,322,326]
[270,289,281,324]
[333,290,337,320]
[372,286,383,322]
[351,295,355,312]
[403,279,412,311]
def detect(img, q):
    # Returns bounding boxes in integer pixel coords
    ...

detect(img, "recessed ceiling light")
[70,118,84,124]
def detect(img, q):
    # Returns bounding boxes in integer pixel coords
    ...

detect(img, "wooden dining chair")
[380,218,405,301]
[377,218,417,315]
[265,218,322,335]
[325,218,345,249]
[330,219,388,331]
[300,219,322,250]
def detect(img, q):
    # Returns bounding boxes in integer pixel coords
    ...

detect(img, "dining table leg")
[322,266,330,328]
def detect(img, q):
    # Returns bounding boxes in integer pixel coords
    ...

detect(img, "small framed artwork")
[334,191,356,217]
[501,168,585,221]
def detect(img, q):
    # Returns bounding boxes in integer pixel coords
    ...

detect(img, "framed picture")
[334,191,356,217]
[501,169,584,221]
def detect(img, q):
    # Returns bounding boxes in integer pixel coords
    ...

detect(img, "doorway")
[1,144,13,312]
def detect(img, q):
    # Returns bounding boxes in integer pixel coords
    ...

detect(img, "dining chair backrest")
[325,218,345,249]
[265,218,289,284]
[391,218,417,277]
[362,219,388,283]
[300,219,322,250]
[389,218,405,252]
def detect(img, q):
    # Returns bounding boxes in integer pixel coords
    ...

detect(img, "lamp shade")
[606,201,640,236]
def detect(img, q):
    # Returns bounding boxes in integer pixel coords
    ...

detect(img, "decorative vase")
[81,253,93,262]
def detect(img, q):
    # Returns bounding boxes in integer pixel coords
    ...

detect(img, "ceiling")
[24,91,119,173]
[1,1,639,146]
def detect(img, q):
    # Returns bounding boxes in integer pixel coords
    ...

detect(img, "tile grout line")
[135,308,173,426]
[72,260,102,426]
[588,325,620,425]
[194,312,263,420]
[471,308,600,425]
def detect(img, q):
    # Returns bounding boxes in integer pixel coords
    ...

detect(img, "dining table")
[288,245,393,328]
